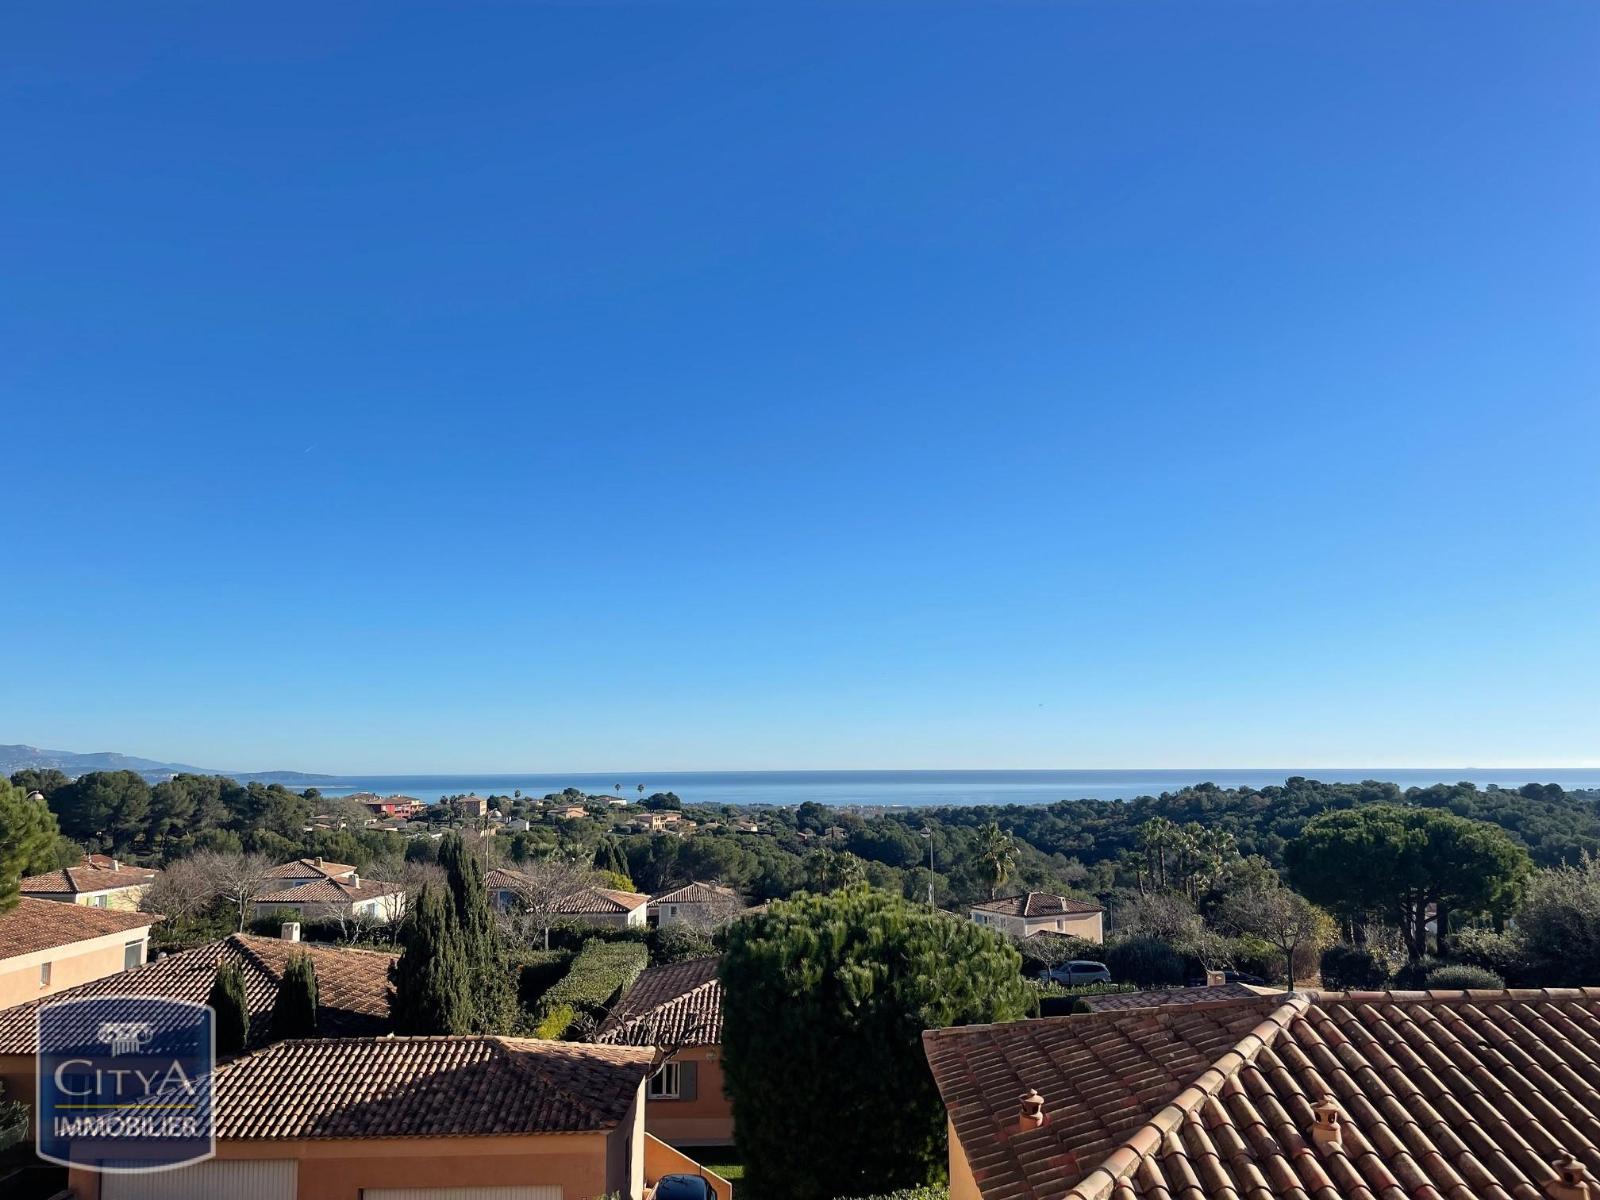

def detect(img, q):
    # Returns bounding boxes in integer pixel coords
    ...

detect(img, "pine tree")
[438,833,514,1032]
[270,951,320,1040]
[208,962,250,1056]
[0,780,65,912]
[721,887,1032,1200]
[392,882,472,1034]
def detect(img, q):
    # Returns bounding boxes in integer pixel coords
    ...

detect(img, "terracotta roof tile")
[0,897,156,960]
[214,1036,655,1138]
[19,863,158,895]
[553,887,649,915]
[924,989,1600,1200]
[971,893,1106,918]
[596,957,722,1046]
[255,878,405,905]
[650,882,742,907]
[1080,984,1270,1011]
[263,858,356,880]
[0,933,394,1053]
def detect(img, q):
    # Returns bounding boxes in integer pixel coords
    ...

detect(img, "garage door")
[104,1159,297,1200]
[363,1189,563,1200]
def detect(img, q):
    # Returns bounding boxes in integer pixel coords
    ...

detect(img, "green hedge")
[839,1188,948,1200]
[516,949,576,1008]
[540,940,648,1017]
[535,1003,579,1040]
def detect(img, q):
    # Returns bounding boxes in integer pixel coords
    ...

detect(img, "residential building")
[0,898,156,1008]
[18,856,159,909]
[968,892,1105,942]
[597,956,731,1147]
[485,866,532,912]
[556,804,589,820]
[67,1034,734,1200]
[457,794,489,819]
[264,857,358,886]
[0,932,394,1134]
[553,886,649,930]
[635,811,682,833]
[255,874,408,926]
[650,882,745,929]
[363,795,424,818]
[924,987,1600,1200]
[506,817,532,832]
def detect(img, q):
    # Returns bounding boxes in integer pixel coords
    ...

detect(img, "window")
[94,895,109,908]
[124,940,145,971]
[40,961,52,987]
[649,1061,681,1099]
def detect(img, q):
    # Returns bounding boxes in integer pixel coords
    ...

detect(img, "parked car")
[1044,960,1112,987]
[653,1175,717,1200]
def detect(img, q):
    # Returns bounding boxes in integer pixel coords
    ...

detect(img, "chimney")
[1206,970,1226,987]
[351,872,360,888]
[1547,1155,1596,1200]
[280,922,301,943]
[313,856,323,868]
[1017,1089,1047,1134]
[1310,1099,1342,1150]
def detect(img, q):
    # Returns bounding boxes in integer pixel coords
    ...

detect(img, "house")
[636,811,682,833]
[363,794,424,818]
[968,892,1105,942]
[264,857,359,886]
[650,882,745,929]
[0,897,156,1008]
[556,804,590,820]
[0,931,394,1135]
[66,1034,734,1200]
[458,794,489,818]
[18,856,159,910]
[596,956,731,1147]
[923,987,1600,1200]
[506,817,532,832]
[553,886,650,930]
[254,874,408,926]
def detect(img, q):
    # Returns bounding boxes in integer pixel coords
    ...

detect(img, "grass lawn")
[696,1146,747,1196]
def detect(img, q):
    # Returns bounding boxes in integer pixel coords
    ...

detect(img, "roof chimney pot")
[281,922,301,943]
[1546,1155,1596,1200]
[1310,1099,1343,1149]
[1017,1089,1047,1133]
[313,856,323,868]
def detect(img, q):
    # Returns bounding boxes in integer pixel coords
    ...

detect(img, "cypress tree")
[392,882,472,1034]
[720,887,1032,1200]
[270,951,320,1041]
[208,962,250,1056]
[438,833,514,1032]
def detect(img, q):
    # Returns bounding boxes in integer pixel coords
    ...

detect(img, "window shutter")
[679,1060,698,1101]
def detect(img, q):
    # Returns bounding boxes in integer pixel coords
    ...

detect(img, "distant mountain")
[0,743,336,784]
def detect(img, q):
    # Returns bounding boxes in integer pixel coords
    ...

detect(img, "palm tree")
[637,783,646,801]
[1137,817,1177,891]
[977,822,1017,900]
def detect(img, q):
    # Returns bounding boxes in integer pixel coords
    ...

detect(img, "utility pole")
[921,828,935,909]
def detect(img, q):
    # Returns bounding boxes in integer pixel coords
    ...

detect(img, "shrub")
[1423,963,1505,990]
[648,922,717,965]
[1516,857,1600,985]
[534,1003,578,1040]
[1393,955,1445,990]
[1319,944,1391,991]
[515,948,575,1008]
[840,1189,948,1200]
[1102,933,1186,988]
[540,940,648,1017]
[1449,928,1540,987]
[1012,932,1101,975]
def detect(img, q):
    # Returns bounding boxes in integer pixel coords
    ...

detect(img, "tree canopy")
[0,779,66,911]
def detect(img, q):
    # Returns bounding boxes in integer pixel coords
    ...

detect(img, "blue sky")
[2,4,1596,773]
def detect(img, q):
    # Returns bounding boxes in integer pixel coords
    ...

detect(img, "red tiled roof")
[650,882,741,907]
[925,989,1600,1200]
[256,878,404,905]
[214,1036,655,1139]
[1077,982,1270,1011]
[19,863,158,895]
[553,887,648,915]
[596,957,722,1047]
[0,897,156,960]
[970,892,1105,918]
[0,933,395,1054]
[263,858,356,880]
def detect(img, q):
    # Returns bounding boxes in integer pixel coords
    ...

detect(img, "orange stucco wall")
[647,1045,734,1146]
[0,932,148,1007]
[645,1133,733,1200]
[948,1121,980,1200]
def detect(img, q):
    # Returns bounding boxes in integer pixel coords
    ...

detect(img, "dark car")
[1044,959,1112,986]
[654,1175,717,1200]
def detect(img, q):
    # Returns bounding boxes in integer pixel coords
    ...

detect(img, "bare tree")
[499,858,600,950]
[1219,885,1335,990]
[140,855,224,920]
[196,852,275,932]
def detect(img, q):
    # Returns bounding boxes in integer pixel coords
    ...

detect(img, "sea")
[295,768,1600,809]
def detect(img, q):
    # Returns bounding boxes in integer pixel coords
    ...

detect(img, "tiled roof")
[256,878,404,905]
[971,892,1105,918]
[485,867,530,892]
[1078,983,1269,1011]
[263,858,356,880]
[553,887,649,915]
[0,933,395,1054]
[596,957,722,1047]
[651,882,741,906]
[19,863,158,895]
[0,897,156,960]
[924,988,1600,1200]
[214,1036,655,1139]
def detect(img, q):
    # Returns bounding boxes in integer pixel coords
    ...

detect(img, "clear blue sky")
[3,4,1596,773]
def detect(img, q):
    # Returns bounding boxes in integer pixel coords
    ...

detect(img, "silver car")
[1045,960,1112,987]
